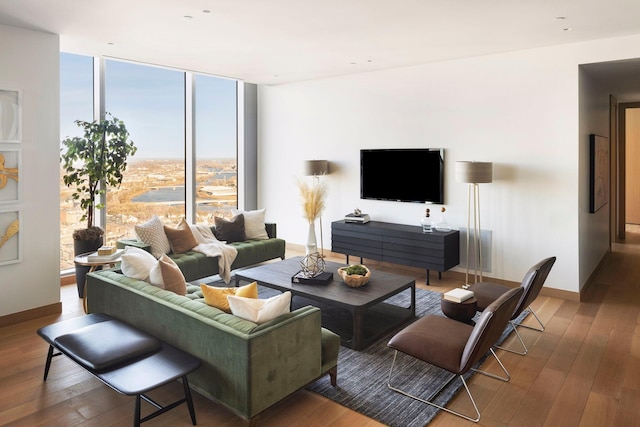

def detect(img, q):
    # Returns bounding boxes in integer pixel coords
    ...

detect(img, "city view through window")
[60,54,238,270]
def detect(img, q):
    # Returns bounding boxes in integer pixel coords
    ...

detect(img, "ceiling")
[1,0,640,87]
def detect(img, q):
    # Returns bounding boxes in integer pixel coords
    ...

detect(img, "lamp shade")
[455,161,493,184]
[304,160,329,176]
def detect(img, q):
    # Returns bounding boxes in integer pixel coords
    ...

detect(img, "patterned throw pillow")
[231,208,269,240]
[228,291,292,324]
[214,215,246,243]
[135,215,171,258]
[149,254,187,296]
[164,218,198,254]
[200,281,258,312]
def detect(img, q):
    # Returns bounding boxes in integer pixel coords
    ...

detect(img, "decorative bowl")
[337,265,371,288]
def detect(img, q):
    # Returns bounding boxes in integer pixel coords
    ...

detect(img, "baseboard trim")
[0,302,62,328]
[60,274,75,286]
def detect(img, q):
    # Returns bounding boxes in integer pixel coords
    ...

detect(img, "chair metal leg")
[512,305,546,332]
[471,348,511,382]
[496,306,545,356]
[387,350,481,423]
[495,321,528,355]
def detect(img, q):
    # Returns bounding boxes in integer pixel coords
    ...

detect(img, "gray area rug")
[199,277,525,427]
[305,287,527,427]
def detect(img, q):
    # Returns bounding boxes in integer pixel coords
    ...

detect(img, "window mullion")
[185,72,196,223]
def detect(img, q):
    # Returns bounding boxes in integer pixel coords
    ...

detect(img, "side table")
[440,295,478,325]
[74,251,122,310]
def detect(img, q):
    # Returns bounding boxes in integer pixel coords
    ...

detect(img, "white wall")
[578,68,611,292]
[258,34,640,294]
[0,25,60,317]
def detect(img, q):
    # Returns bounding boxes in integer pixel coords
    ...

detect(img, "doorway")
[618,102,640,240]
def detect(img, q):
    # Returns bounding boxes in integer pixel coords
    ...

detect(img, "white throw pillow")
[228,291,291,324]
[120,246,157,281]
[135,215,171,258]
[231,208,268,240]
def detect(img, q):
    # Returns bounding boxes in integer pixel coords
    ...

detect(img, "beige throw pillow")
[231,208,269,240]
[149,254,187,295]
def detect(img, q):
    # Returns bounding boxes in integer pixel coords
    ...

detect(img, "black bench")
[37,313,201,427]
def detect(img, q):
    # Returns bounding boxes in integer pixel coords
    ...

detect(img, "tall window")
[60,54,239,272]
[195,74,238,222]
[104,60,186,248]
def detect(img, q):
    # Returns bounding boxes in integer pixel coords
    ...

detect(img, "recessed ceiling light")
[183,15,193,20]
[202,9,211,13]
[107,42,115,46]
[563,27,573,31]
[553,16,566,21]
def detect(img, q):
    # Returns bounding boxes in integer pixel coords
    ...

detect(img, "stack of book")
[344,213,370,224]
[97,246,116,256]
[291,271,333,285]
[87,248,124,262]
[443,288,475,303]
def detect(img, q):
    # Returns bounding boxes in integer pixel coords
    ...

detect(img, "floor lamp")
[455,161,493,286]
[304,160,329,257]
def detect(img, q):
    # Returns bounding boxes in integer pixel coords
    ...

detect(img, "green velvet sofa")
[116,222,286,282]
[85,271,340,425]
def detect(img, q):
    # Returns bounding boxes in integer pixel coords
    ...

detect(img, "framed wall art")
[0,147,20,204]
[0,90,21,143]
[589,134,609,213]
[0,209,20,265]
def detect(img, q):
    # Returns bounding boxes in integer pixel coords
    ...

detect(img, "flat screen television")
[360,148,444,204]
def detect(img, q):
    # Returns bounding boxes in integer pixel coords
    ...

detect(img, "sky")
[60,52,237,160]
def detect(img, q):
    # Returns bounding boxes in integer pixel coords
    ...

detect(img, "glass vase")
[420,216,433,233]
[435,213,452,232]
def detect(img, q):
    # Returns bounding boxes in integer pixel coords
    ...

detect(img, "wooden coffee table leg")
[352,309,365,351]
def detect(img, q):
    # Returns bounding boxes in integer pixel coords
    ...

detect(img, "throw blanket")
[190,224,238,284]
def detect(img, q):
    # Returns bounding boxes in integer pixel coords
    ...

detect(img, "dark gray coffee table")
[235,256,415,350]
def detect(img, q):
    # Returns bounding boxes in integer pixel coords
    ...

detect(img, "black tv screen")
[360,148,444,204]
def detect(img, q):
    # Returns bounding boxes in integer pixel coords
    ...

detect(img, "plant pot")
[73,236,103,298]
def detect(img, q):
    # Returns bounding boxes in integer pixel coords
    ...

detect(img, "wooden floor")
[2,237,640,426]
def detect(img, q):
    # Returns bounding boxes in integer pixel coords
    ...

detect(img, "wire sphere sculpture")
[300,252,326,278]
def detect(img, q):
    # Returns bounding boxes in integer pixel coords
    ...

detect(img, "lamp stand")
[465,183,483,287]
[312,175,325,258]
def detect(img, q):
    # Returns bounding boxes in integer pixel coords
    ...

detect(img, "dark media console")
[331,220,460,285]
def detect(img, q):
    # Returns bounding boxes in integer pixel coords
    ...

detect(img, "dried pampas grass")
[297,178,326,223]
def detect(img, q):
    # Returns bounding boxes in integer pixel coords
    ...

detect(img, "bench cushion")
[54,319,162,371]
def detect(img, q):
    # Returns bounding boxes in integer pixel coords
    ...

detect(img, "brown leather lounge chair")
[387,287,523,422]
[467,256,556,355]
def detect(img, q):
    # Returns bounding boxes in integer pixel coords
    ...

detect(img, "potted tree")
[60,113,137,297]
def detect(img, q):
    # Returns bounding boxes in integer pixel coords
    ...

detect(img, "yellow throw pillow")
[200,281,258,312]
